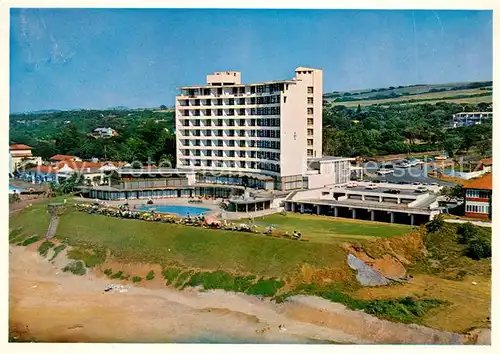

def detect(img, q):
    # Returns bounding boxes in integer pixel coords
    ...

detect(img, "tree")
[456,222,476,244]
[57,173,84,194]
[476,139,492,157]
[426,214,445,233]
[441,185,464,201]
[159,105,167,110]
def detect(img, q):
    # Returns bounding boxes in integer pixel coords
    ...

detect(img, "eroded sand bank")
[9,245,463,344]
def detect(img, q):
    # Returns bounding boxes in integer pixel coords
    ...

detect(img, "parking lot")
[363,163,456,187]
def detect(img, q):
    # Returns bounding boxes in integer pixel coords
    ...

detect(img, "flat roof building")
[451,112,492,128]
[175,67,332,191]
[463,173,492,220]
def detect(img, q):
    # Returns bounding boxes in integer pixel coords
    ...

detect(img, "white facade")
[452,112,492,128]
[175,67,325,191]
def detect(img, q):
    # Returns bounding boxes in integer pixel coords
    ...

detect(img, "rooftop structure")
[50,154,82,163]
[284,181,442,225]
[9,143,42,173]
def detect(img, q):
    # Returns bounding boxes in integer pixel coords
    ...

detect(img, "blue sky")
[10,8,492,113]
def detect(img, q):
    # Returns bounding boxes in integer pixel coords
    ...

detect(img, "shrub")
[20,235,41,246]
[466,235,491,260]
[62,260,86,276]
[110,271,124,279]
[426,215,444,233]
[162,268,181,285]
[146,270,155,281]
[49,244,66,261]
[67,247,106,268]
[132,276,142,283]
[245,278,285,297]
[185,271,255,292]
[174,270,193,288]
[457,223,476,244]
[104,268,113,276]
[37,241,54,257]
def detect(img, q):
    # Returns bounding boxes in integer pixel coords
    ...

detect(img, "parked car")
[412,181,423,186]
[386,189,401,194]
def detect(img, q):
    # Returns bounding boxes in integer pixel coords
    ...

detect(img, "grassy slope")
[237,213,412,244]
[329,88,491,107]
[55,208,351,277]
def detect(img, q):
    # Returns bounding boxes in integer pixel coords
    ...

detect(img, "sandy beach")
[8,244,469,344]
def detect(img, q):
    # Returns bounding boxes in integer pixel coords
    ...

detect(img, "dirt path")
[9,245,465,344]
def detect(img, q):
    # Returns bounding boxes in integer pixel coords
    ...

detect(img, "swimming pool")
[9,185,24,194]
[135,205,211,216]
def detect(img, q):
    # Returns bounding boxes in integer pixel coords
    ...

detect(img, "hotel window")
[229,130,235,137]
[194,99,200,106]
[228,119,235,126]
[238,98,245,105]
[228,109,235,116]
[238,108,245,116]
[307,86,314,94]
[307,118,314,125]
[205,119,211,126]
[307,139,313,146]
[205,110,212,116]
[240,161,246,168]
[195,150,201,156]
[232,87,238,94]
[217,99,223,106]
[216,119,223,126]
[228,151,235,157]
[250,86,256,94]
[284,96,287,103]
[229,98,235,105]
[206,160,212,167]
[203,89,210,95]
[217,130,223,137]
[195,139,201,146]
[217,140,223,147]
[307,97,314,104]
[307,129,313,136]
[239,151,245,158]
[239,119,245,126]
[228,140,235,147]
[217,88,222,95]
[307,108,314,115]
[250,97,256,104]
[239,131,245,137]
[206,150,212,157]
[256,85,264,93]
[217,150,223,156]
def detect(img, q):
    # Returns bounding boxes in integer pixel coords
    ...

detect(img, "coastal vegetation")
[9,96,492,164]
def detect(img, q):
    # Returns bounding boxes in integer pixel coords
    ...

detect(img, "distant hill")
[324,81,492,107]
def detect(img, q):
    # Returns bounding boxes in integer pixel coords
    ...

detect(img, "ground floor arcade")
[284,201,434,226]
[85,185,245,201]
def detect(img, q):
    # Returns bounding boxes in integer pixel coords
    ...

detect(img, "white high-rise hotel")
[176,67,350,191]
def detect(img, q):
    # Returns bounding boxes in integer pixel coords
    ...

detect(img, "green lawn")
[10,205,52,237]
[10,204,411,278]
[54,207,353,277]
[235,213,413,244]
